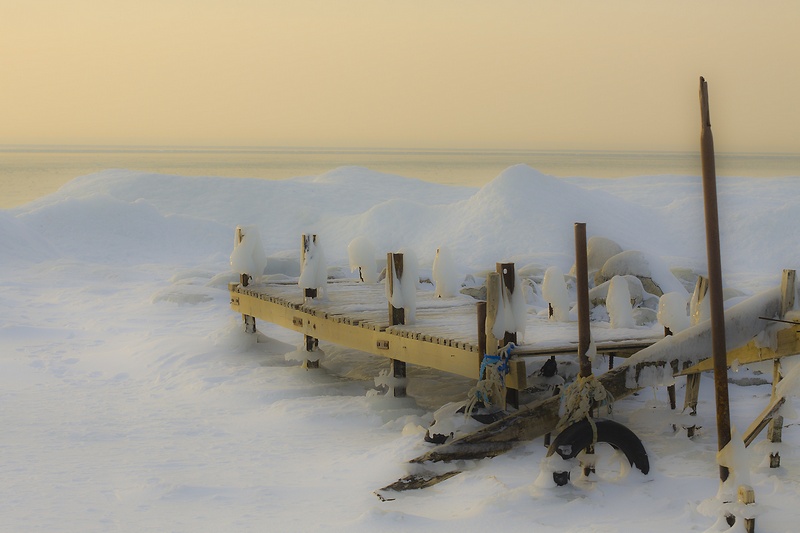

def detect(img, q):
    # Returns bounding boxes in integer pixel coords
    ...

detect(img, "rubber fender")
[546,418,650,475]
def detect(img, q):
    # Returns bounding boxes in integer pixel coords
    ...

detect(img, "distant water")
[2,145,799,208]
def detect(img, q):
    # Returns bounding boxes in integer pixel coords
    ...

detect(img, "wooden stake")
[700,76,731,483]
[737,485,755,533]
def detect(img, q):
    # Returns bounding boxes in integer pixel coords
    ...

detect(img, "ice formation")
[347,236,377,283]
[230,225,267,280]
[542,265,571,321]
[298,236,327,291]
[658,292,691,333]
[607,275,634,328]
[432,245,459,298]
[385,248,419,323]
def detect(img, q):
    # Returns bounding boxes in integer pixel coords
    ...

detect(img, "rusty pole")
[699,76,731,482]
[574,222,592,378]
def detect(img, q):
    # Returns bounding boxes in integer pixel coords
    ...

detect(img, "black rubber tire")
[546,418,649,475]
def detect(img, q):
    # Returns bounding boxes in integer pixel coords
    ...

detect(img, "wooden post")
[737,485,755,533]
[477,301,487,372]
[684,276,708,417]
[496,262,519,408]
[387,253,405,326]
[235,227,250,288]
[496,263,518,346]
[574,223,592,379]
[235,226,256,332]
[387,252,406,397]
[768,269,794,467]
[664,326,677,410]
[575,222,595,476]
[301,234,318,299]
[700,76,732,483]
[301,234,319,368]
[485,272,502,356]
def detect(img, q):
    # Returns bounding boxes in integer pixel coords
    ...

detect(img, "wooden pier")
[229,275,663,397]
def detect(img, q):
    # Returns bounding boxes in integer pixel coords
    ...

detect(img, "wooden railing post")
[387,252,407,397]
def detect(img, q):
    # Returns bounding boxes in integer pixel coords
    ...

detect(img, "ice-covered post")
[485,271,502,356]
[235,227,255,333]
[235,227,249,287]
[496,263,518,346]
[230,225,267,334]
[658,291,691,411]
[387,252,407,397]
[769,268,795,467]
[301,234,320,368]
[684,275,709,427]
[498,262,519,408]
[700,76,732,484]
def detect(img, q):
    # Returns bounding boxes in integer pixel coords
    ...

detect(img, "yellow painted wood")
[680,326,800,375]
[231,285,527,390]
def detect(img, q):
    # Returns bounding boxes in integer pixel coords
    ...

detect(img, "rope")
[557,374,614,439]
[465,343,515,415]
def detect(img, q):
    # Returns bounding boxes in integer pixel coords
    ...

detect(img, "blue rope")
[479,342,515,380]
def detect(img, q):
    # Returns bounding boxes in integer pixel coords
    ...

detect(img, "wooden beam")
[742,396,786,448]
[679,325,800,375]
[231,286,527,389]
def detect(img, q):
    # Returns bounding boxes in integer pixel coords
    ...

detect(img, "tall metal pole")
[699,76,732,482]
[574,222,592,379]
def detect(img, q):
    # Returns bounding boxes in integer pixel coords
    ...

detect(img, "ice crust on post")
[432,245,459,298]
[607,275,634,328]
[385,248,419,323]
[230,225,267,281]
[658,292,691,333]
[347,236,377,283]
[542,265,571,321]
[299,237,327,291]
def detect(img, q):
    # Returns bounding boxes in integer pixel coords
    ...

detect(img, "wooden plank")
[680,326,800,375]
[743,396,786,447]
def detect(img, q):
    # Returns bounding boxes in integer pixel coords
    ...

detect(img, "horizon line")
[2,143,800,158]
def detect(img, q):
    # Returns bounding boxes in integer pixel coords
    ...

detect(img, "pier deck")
[229,278,663,392]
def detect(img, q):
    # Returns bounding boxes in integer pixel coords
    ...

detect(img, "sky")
[2,0,799,152]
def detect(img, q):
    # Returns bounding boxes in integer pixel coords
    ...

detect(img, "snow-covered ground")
[2,165,799,532]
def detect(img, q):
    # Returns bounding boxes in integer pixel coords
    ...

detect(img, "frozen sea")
[3,145,800,208]
[2,148,800,532]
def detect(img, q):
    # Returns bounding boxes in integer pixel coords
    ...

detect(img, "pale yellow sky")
[2,0,799,152]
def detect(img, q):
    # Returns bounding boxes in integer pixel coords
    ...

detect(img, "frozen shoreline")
[2,166,799,531]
